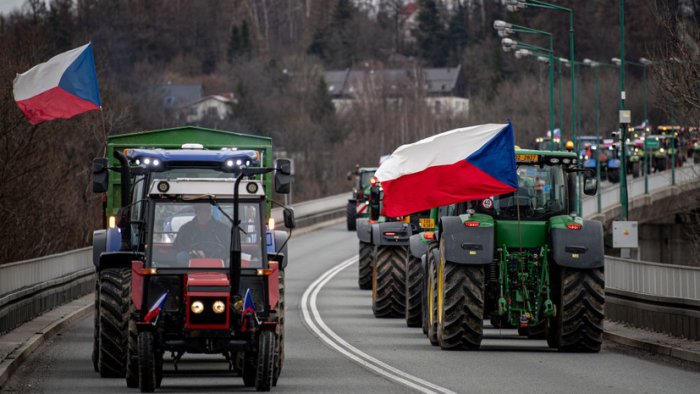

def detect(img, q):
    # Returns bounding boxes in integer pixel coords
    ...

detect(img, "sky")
[0,0,49,15]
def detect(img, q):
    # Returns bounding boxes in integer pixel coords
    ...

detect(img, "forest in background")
[1,0,698,261]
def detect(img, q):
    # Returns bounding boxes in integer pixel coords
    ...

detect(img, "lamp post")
[495,21,555,151]
[618,0,629,224]
[506,0,577,214]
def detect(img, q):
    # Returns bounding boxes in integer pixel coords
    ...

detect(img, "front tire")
[255,331,276,392]
[358,242,373,290]
[98,267,130,378]
[138,332,157,393]
[273,270,285,386]
[372,246,406,318]
[92,280,100,373]
[437,239,484,350]
[126,305,138,388]
[427,249,439,346]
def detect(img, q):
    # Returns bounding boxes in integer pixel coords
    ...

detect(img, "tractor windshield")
[492,164,567,220]
[359,170,376,189]
[148,200,264,268]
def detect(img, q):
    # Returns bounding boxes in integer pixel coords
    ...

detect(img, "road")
[3,224,699,393]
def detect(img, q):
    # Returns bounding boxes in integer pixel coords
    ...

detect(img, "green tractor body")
[346,167,377,230]
[430,149,605,352]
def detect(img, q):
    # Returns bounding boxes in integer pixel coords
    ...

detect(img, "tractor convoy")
[352,145,605,353]
[91,126,293,392]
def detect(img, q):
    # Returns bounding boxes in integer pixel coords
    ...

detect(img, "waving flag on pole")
[144,291,169,323]
[375,123,518,217]
[13,43,101,125]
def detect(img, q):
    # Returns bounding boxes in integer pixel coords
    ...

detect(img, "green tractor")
[346,167,377,231]
[427,149,604,352]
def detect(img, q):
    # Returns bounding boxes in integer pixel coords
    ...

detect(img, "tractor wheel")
[346,201,357,231]
[405,253,423,327]
[98,267,130,378]
[92,280,100,373]
[273,270,285,387]
[372,246,406,318]
[427,249,439,346]
[255,331,276,392]
[242,351,256,387]
[126,305,139,388]
[549,267,605,352]
[358,241,373,290]
[421,245,435,335]
[138,331,157,393]
[437,240,484,350]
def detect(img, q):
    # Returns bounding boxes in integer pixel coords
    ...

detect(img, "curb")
[604,331,700,364]
[0,303,92,388]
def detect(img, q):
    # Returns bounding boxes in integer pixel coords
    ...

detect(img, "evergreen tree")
[227,25,241,62]
[308,0,356,67]
[447,2,468,64]
[413,0,448,67]
[240,19,252,57]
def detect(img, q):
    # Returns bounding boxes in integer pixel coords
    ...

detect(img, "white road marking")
[301,257,458,394]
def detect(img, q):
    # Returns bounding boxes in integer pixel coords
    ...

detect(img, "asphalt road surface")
[3,224,699,393]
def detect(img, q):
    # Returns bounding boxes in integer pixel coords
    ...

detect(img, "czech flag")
[240,288,257,332]
[13,43,101,125]
[144,291,169,323]
[375,123,518,217]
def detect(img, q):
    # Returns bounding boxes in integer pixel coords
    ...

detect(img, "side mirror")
[583,170,598,196]
[274,158,293,194]
[346,171,353,181]
[283,207,296,229]
[92,157,109,193]
[369,185,381,221]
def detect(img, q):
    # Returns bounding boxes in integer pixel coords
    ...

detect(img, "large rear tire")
[126,305,139,388]
[549,267,605,352]
[98,267,130,378]
[138,332,156,393]
[358,242,373,290]
[346,201,357,231]
[372,246,406,318]
[405,253,423,327]
[427,249,439,346]
[437,239,484,350]
[255,331,276,392]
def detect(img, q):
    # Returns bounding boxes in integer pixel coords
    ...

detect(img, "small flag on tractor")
[144,291,169,323]
[240,288,257,332]
[13,42,101,125]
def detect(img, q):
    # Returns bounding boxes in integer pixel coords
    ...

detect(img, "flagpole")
[99,106,108,156]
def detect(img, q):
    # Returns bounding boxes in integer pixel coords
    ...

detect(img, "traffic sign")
[644,138,660,150]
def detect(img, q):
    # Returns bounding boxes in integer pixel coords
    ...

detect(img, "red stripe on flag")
[16,86,100,125]
[381,160,516,217]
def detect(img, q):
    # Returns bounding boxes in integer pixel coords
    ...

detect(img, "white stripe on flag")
[12,43,91,101]
[375,123,507,182]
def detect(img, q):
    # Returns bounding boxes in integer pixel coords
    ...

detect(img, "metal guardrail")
[605,256,700,301]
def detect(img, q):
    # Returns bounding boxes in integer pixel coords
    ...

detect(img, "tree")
[413,0,447,67]
[447,2,468,64]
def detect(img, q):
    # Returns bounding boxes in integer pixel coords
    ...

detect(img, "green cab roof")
[515,148,577,158]
[108,126,271,148]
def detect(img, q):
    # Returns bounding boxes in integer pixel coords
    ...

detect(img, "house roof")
[152,83,203,108]
[185,93,237,108]
[323,65,463,97]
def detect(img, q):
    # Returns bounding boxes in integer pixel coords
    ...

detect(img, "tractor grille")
[147,276,182,312]
[189,297,227,325]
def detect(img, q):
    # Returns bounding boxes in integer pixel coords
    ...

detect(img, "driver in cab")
[174,204,230,264]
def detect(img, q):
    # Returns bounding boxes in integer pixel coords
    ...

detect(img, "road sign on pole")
[644,138,659,150]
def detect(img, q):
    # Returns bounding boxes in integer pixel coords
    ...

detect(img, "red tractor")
[95,149,294,392]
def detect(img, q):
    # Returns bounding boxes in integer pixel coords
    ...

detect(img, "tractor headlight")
[212,301,226,314]
[191,301,204,314]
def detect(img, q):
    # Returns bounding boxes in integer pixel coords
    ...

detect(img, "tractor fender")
[372,221,411,246]
[440,216,494,265]
[98,251,142,271]
[92,227,122,268]
[356,218,372,243]
[409,234,428,259]
[551,220,605,269]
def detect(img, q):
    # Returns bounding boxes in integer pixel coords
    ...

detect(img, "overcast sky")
[0,0,49,15]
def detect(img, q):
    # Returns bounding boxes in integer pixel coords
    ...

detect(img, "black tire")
[273,270,285,386]
[421,245,435,336]
[549,267,605,352]
[346,201,357,231]
[427,249,439,346]
[405,253,422,327]
[126,305,139,388]
[92,280,100,373]
[372,246,406,318]
[98,267,130,378]
[437,239,484,350]
[358,242,373,290]
[242,352,256,387]
[138,332,156,393]
[255,331,276,392]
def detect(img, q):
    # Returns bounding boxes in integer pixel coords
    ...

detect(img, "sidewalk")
[0,294,92,388]
[604,319,700,364]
